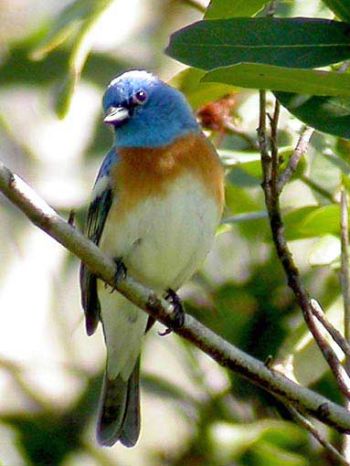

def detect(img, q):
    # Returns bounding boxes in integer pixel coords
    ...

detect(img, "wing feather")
[80,149,117,335]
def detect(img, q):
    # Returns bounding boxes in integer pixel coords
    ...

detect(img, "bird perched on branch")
[80,70,224,447]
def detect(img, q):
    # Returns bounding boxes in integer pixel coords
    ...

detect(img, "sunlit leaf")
[55,0,113,117]
[308,234,340,265]
[30,0,95,60]
[205,0,269,19]
[276,297,344,386]
[284,205,340,240]
[203,63,350,97]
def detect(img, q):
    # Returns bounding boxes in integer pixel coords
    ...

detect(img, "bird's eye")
[133,90,148,105]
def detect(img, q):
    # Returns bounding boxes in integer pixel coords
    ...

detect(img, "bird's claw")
[159,289,185,336]
[110,258,127,293]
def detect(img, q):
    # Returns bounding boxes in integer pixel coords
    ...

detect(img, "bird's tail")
[97,359,140,447]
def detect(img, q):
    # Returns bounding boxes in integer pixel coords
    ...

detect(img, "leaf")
[276,296,344,386]
[323,0,350,22]
[308,234,340,265]
[205,0,269,19]
[166,18,350,70]
[30,0,95,60]
[169,68,237,109]
[202,63,350,96]
[209,420,306,463]
[276,92,350,139]
[55,0,113,117]
[284,205,340,240]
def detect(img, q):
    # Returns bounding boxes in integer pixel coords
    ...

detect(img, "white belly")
[100,173,221,291]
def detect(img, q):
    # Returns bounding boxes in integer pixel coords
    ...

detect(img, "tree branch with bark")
[1,160,350,439]
[258,91,350,464]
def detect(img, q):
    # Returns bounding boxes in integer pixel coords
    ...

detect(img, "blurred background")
[0,0,348,465]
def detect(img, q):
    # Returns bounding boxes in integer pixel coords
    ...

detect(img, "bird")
[80,70,224,447]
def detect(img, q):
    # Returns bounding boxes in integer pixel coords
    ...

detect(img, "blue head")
[102,70,199,148]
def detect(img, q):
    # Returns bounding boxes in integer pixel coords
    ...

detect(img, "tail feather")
[119,361,140,447]
[97,360,140,447]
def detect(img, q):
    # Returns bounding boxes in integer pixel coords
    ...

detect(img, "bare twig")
[278,127,314,192]
[310,299,350,358]
[2,162,350,432]
[258,95,350,401]
[288,406,350,466]
[341,189,350,344]
[340,188,350,459]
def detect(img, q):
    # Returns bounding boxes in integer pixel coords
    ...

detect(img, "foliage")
[1,0,350,465]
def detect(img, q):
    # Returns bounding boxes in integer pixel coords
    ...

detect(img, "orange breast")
[110,132,224,220]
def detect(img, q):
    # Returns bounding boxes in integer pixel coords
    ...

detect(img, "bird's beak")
[104,106,130,125]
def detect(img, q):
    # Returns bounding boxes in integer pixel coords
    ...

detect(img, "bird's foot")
[108,257,127,293]
[159,288,185,336]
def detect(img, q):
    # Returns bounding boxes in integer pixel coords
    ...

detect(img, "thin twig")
[278,127,314,192]
[310,299,350,358]
[341,189,350,343]
[288,406,350,466]
[258,95,350,401]
[340,188,350,459]
[1,162,350,432]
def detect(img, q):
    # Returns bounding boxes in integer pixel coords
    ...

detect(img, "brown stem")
[258,95,350,401]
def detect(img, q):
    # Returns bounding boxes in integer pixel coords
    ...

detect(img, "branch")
[1,162,350,433]
[340,188,350,459]
[310,299,350,359]
[258,94,350,401]
[288,406,350,466]
[341,189,350,345]
[277,126,314,192]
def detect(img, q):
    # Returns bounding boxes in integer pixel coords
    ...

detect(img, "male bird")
[80,70,224,447]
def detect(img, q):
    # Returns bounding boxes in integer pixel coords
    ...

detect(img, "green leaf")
[209,420,306,463]
[205,0,269,19]
[30,0,95,60]
[284,205,340,240]
[203,63,350,96]
[166,18,350,70]
[308,234,341,265]
[323,0,350,22]
[55,0,113,117]
[277,296,344,386]
[169,68,237,109]
[276,92,350,139]
[284,204,339,240]
[251,441,308,466]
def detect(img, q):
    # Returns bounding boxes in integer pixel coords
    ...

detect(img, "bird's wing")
[80,149,117,335]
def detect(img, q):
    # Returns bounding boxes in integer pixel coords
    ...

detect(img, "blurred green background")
[0,0,349,465]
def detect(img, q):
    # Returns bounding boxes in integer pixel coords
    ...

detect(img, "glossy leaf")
[205,0,269,19]
[276,92,350,139]
[166,18,350,70]
[203,63,350,96]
